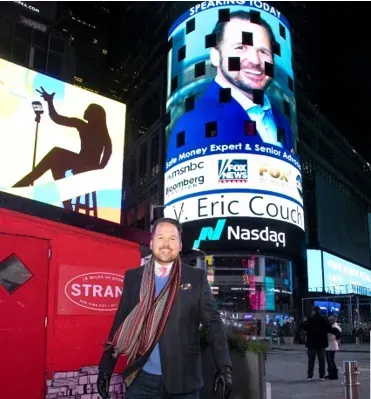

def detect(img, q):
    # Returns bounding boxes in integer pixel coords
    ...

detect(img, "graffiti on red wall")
[46,365,125,399]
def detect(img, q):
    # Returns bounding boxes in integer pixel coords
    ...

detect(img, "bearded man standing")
[97,218,232,399]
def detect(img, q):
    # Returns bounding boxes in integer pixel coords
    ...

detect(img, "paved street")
[266,349,370,399]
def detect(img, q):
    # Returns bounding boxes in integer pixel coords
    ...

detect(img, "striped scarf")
[108,255,181,365]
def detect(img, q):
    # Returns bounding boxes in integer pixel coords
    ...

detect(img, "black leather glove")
[213,365,232,399]
[97,371,111,399]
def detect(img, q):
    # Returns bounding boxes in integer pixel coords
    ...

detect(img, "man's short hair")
[152,217,183,238]
[212,10,276,50]
[313,306,321,313]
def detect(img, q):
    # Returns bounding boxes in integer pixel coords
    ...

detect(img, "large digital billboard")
[164,1,304,258]
[306,249,371,297]
[0,58,125,223]
[323,252,371,296]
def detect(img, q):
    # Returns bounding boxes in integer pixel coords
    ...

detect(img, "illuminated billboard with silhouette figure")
[0,58,126,223]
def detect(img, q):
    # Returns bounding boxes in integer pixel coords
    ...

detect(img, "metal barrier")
[342,361,360,399]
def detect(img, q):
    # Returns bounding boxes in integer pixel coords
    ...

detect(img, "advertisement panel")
[323,251,371,296]
[306,249,323,292]
[306,249,371,296]
[57,265,124,315]
[186,217,305,259]
[0,58,125,223]
[164,2,304,257]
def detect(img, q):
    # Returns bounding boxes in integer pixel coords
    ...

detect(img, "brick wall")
[46,365,125,399]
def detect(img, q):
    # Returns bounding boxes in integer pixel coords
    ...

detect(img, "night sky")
[308,3,370,160]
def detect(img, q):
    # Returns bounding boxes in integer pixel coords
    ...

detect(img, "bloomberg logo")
[218,159,248,183]
[193,218,286,249]
[167,161,204,181]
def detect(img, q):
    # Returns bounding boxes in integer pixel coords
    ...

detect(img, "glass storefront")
[203,254,295,338]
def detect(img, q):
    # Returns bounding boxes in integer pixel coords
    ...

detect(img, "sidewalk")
[266,351,370,399]
[270,342,370,353]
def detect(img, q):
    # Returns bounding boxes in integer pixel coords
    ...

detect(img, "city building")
[0,2,151,249]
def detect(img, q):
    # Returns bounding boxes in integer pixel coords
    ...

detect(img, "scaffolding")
[301,294,371,336]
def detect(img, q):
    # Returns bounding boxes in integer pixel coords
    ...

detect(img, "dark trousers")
[307,347,326,378]
[126,370,200,399]
[326,351,338,378]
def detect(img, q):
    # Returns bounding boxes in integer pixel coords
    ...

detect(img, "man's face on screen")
[215,19,274,97]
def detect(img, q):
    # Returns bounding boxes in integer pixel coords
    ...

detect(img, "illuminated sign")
[164,3,304,258]
[187,217,304,259]
[323,252,371,296]
[57,266,124,315]
[167,192,304,229]
[0,58,126,223]
[307,249,371,297]
[193,218,286,249]
[13,1,40,14]
[164,154,303,208]
[218,159,248,183]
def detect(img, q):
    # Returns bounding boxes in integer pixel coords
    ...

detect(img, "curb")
[270,347,369,354]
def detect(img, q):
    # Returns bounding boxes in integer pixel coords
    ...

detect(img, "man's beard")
[219,58,272,95]
[154,249,177,263]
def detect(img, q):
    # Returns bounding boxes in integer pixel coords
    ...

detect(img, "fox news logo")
[218,159,248,183]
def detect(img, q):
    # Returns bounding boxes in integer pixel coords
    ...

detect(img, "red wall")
[0,208,142,379]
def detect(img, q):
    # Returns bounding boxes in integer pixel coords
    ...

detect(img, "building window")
[138,200,146,221]
[242,32,253,46]
[129,159,136,187]
[279,24,286,39]
[139,143,147,185]
[250,10,261,24]
[219,8,230,22]
[127,208,135,226]
[277,127,286,146]
[171,76,178,92]
[244,120,256,136]
[205,122,217,138]
[186,18,195,34]
[178,45,186,61]
[0,254,33,294]
[228,57,240,71]
[195,61,206,78]
[264,62,274,78]
[151,133,160,177]
[205,33,216,48]
[219,88,231,103]
[150,185,159,207]
[185,95,195,112]
[176,131,185,148]
[283,100,291,118]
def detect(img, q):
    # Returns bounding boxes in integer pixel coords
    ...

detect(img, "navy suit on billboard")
[166,80,294,163]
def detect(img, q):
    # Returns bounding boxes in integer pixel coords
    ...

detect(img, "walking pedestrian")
[97,217,232,399]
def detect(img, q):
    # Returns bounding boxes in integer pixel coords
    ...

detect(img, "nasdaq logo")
[193,219,227,249]
[218,159,248,183]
